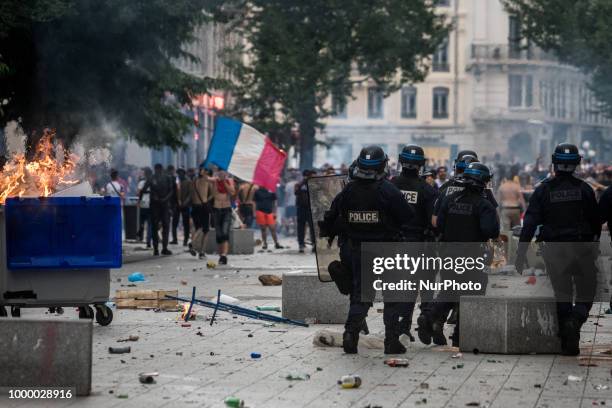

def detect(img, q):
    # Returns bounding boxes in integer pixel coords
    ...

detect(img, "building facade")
[316,0,612,168]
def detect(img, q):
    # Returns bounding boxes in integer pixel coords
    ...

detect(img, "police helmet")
[463,162,492,188]
[357,145,388,173]
[551,143,581,172]
[454,150,479,172]
[399,145,426,170]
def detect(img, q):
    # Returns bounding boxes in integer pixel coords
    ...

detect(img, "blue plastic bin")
[5,196,122,269]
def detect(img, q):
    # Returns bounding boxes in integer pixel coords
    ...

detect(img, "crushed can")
[338,375,362,389]
[384,358,410,367]
[224,396,244,407]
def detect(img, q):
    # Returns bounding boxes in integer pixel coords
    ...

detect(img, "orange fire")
[0,129,79,204]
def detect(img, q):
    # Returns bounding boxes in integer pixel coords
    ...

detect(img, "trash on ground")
[452,353,463,359]
[139,372,159,384]
[491,283,509,289]
[338,375,361,389]
[115,289,179,311]
[313,329,384,349]
[108,346,131,354]
[180,303,197,321]
[256,305,281,312]
[224,396,244,407]
[117,335,139,343]
[420,383,430,389]
[180,280,188,285]
[207,261,217,269]
[250,352,261,359]
[415,398,427,405]
[258,274,282,286]
[595,384,610,390]
[285,372,310,381]
[452,364,464,369]
[117,394,129,399]
[567,375,582,382]
[181,323,191,328]
[211,293,240,304]
[465,403,480,407]
[384,358,409,367]
[525,276,537,285]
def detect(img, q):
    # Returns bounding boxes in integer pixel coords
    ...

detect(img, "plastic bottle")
[224,396,244,407]
[384,358,410,367]
[338,375,362,389]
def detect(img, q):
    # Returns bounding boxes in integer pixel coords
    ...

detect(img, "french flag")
[204,117,287,191]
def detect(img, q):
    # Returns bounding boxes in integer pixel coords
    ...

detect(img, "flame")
[0,129,79,204]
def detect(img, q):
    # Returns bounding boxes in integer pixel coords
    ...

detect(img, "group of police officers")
[320,142,608,357]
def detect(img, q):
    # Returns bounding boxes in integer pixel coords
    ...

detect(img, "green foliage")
[0,0,219,148]
[503,0,612,118]
[217,0,449,168]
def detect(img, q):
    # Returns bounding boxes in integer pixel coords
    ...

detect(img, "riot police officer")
[516,143,601,356]
[418,162,500,347]
[433,150,497,227]
[320,145,414,354]
[391,145,438,340]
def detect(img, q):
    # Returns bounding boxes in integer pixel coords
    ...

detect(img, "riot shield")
[307,175,348,282]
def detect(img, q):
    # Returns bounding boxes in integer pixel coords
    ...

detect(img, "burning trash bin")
[0,196,122,325]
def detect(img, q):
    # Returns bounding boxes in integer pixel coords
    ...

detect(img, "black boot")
[431,320,447,346]
[343,330,359,354]
[360,319,370,335]
[560,318,580,356]
[384,326,407,354]
[399,318,415,342]
[417,314,433,345]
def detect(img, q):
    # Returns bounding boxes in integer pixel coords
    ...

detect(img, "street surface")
[1,238,612,408]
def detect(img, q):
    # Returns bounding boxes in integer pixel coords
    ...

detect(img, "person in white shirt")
[105,169,125,201]
[137,167,153,247]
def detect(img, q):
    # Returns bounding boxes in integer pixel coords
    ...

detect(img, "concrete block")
[0,318,92,395]
[282,272,349,324]
[459,296,562,354]
[205,229,254,255]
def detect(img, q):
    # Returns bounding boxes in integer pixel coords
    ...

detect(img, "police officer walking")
[418,162,500,347]
[516,143,601,356]
[390,145,438,340]
[139,163,177,256]
[320,146,414,354]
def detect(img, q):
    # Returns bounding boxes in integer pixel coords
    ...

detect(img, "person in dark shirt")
[295,169,316,253]
[254,186,283,250]
[139,163,176,256]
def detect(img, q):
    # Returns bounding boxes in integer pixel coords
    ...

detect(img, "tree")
[217,0,449,169]
[0,0,221,149]
[503,0,612,119]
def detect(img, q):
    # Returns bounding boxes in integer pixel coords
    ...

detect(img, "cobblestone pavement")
[2,238,612,408]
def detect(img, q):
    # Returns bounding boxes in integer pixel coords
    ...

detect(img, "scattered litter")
[452,353,463,359]
[486,359,503,363]
[224,396,244,407]
[138,372,159,384]
[210,352,215,356]
[211,294,240,305]
[269,330,288,333]
[595,385,610,390]
[438,386,448,391]
[452,364,464,369]
[415,398,427,405]
[117,394,129,399]
[207,261,217,269]
[258,274,282,286]
[534,384,542,388]
[181,323,192,328]
[420,383,430,389]
[285,372,310,381]
[117,335,139,343]
[313,329,384,349]
[491,283,509,289]
[108,346,131,354]
[316,367,323,371]
[465,403,479,407]
[525,276,537,285]
[247,333,253,338]
[338,375,361,389]
[115,289,179,310]
[256,306,281,312]
[566,375,583,383]
[196,331,203,336]
[384,358,409,367]
[180,280,188,285]
[128,272,146,282]
[176,352,183,356]
[250,352,261,359]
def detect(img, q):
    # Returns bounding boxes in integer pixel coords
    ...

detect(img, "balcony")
[469,44,557,65]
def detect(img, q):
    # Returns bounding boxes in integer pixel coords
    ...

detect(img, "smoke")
[4,120,26,158]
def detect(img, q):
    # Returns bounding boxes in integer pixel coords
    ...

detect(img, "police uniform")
[516,143,601,356]
[140,166,176,256]
[418,162,500,347]
[321,146,414,354]
[391,145,438,339]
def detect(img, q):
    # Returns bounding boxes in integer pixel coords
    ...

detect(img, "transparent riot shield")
[307,175,348,282]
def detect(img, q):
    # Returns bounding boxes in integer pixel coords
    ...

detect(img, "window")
[401,86,417,118]
[432,87,449,119]
[508,74,533,108]
[508,16,522,59]
[432,38,449,72]
[508,75,522,107]
[368,87,384,118]
[332,94,347,118]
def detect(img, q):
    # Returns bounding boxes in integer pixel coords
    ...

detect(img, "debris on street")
[258,274,282,286]
[115,289,179,310]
